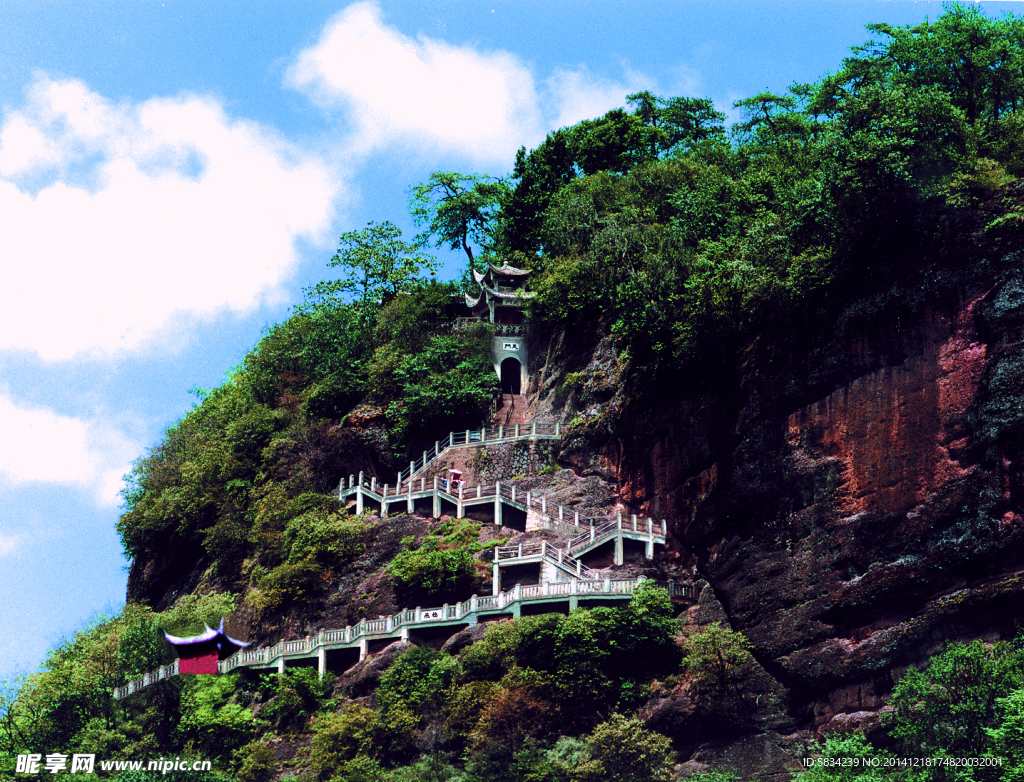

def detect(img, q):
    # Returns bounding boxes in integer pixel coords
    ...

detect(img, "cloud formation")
[289,2,655,164]
[0,75,339,361]
[0,393,138,508]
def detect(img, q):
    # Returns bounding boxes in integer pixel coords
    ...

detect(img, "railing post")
[575,511,579,527]
[541,497,547,514]
[433,476,440,519]
[450,432,454,446]
[458,484,464,518]
[370,476,376,492]
[556,421,560,436]
[421,477,425,492]
[465,429,470,443]
[494,481,502,526]
[498,425,503,440]
[511,485,516,503]
[532,421,537,437]
[435,440,440,456]
[515,423,520,437]
[632,514,637,531]
[559,506,564,522]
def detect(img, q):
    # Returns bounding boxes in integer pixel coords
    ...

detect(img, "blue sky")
[1,0,1021,681]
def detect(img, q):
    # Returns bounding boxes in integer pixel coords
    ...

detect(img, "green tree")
[576,714,675,782]
[795,734,892,782]
[680,622,755,699]
[888,639,1024,767]
[409,172,510,272]
[303,221,438,308]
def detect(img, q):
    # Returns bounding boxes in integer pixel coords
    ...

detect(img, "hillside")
[7,5,1024,781]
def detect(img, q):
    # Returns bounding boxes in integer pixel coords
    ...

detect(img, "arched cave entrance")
[500,357,522,394]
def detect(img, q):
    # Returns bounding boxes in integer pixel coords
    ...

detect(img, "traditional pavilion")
[464,263,535,394]
[164,619,249,675]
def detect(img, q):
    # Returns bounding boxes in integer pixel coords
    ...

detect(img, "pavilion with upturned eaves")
[464,263,535,395]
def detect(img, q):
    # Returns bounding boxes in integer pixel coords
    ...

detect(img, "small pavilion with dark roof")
[164,619,249,675]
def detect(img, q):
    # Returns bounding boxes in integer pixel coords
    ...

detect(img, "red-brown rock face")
[613,272,1024,735]
[787,295,987,519]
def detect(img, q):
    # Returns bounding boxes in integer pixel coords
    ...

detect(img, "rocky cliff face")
[583,260,1024,740]
[529,202,1024,755]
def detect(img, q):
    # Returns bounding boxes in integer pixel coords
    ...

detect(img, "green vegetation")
[798,639,1024,781]
[7,5,1024,779]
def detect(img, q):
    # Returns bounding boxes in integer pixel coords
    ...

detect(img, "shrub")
[794,734,890,782]
[679,621,754,697]
[258,667,332,732]
[377,646,459,721]
[577,713,675,782]
[284,506,365,568]
[234,739,277,782]
[389,538,476,603]
[308,705,385,780]
[176,675,256,765]
[888,639,1024,762]
[117,618,170,678]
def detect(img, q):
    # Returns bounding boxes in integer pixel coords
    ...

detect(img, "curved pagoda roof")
[164,619,249,659]
[464,261,534,313]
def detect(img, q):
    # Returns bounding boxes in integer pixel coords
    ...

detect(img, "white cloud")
[0,74,339,361]
[544,66,655,132]
[0,393,138,508]
[0,533,20,556]
[289,2,545,164]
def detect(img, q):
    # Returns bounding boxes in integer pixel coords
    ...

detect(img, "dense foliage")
[501,4,1024,379]
[797,639,1024,782]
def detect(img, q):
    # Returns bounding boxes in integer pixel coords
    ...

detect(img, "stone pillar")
[457,484,464,518]
[615,512,624,566]
[492,558,500,595]
[356,487,363,515]
[317,647,326,679]
[646,518,654,559]
[433,476,440,518]
[400,625,410,642]
[358,638,368,661]
[494,482,502,526]
[277,658,285,675]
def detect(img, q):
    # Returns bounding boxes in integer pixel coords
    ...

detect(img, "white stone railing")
[378,421,560,488]
[114,578,695,699]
